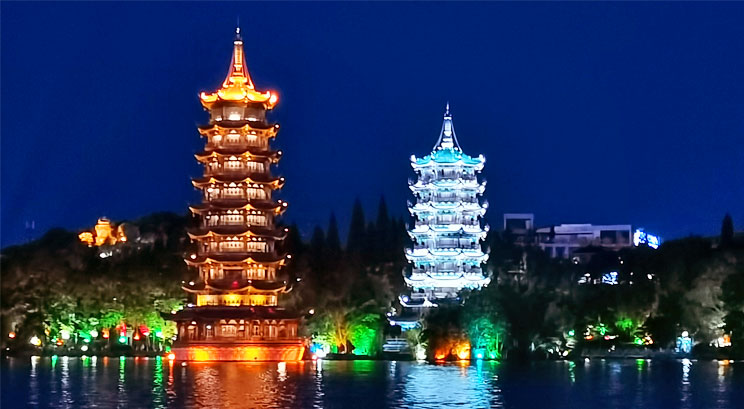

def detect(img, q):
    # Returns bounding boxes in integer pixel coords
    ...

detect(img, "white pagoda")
[404,104,490,302]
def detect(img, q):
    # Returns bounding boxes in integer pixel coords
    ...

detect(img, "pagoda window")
[245,161,264,173]
[220,240,245,252]
[223,214,244,225]
[224,106,244,121]
[226,133,241,145]
[252,322,261,337]
[223,268,242,281]
[245,188,266,199]
[220,324,237,337]
[245,241,267,252]
[225,159,243,171]
[224,187,242,198]
[246,214,267,226]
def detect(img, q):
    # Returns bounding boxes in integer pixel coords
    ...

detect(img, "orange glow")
[173,344,305,362]
[455,343,471,361]
[8,332,16,339]
[102,329,110,339]
[79,218,127,247]
[200,33,277,110]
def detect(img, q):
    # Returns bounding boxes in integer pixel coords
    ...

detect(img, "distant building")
[535,224,632,259]
[78,217,128,247]
[503,213,534,246]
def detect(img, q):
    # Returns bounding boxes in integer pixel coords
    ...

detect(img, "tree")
[347,199,366,254]
[721,213,735,248]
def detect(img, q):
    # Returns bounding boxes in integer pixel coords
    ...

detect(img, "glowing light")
[167,353,176,360]
[102,329,110,339]
[8,332,16,339]
[118,336,127,344]
[602,272,619,285]
[60,330,71,340]
[133,333,141,341]
[156,331,164,339]
[89,330,98,338]
[181,345,305,361]
[81,345,89,352]
[567,330,575,337]
[29,336,41,346]
[633,229,661,249]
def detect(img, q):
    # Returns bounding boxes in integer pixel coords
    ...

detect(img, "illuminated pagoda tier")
[169,29,304,361]
[404,104,490,303]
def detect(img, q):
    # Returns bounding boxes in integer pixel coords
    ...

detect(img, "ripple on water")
[2,358,743,408]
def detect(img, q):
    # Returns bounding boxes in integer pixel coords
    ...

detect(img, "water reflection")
[2,358,742,408]
[680,358,692,409]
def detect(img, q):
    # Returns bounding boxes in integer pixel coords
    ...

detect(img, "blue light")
[634,229,661,249]
[602,271,618,285]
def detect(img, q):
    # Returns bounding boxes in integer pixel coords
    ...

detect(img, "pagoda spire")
[222,26,255,90]
[434,102,460,151]
[199,29,277,109]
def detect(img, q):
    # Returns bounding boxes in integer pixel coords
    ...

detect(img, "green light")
[568,330,575,337]
[489,352,497,359]
[634,337,644,345]
[118,336,127,344]
[155,331,164,339]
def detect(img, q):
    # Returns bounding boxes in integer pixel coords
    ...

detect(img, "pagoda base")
[173,341,305,362]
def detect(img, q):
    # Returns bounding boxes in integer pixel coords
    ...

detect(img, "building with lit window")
[535,223,632,259]
[403,105,490,302]
[169,29,304,361]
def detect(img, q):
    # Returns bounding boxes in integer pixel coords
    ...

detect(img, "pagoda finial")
[198,28,278,110]
[235,18,241,41]
[434,102,460,150]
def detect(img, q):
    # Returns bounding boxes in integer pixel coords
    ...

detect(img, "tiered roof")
[199,28,278,110]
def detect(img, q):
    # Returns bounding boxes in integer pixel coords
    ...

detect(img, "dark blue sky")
[2,2,743,247]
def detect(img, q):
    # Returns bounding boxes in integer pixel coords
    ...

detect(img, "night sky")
[2,3,743,247]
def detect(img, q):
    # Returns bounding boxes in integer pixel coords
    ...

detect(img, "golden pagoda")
[169,28,304,361]
[78,217,127,247]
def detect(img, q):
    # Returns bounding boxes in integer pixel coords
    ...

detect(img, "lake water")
[2,357,743,408]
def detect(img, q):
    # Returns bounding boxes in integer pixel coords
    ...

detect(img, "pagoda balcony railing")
[412,266,484,276]
[203,245,273,254]
[207,139,269,151]
[206,163,266,175]
[206,217,269,227]
[173,336,301,346]
[413,242,480,250]
[416,218,480,226]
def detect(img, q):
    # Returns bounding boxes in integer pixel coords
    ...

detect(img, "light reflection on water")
[2,358,743,408]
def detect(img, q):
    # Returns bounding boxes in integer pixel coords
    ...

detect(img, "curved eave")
[185,255,288,266]
[187,228,287,240]
[197,122,279,136]
[189,202,287,215]
[194,150,281,163]
[192,176,285,189]
[199,89,278,110]
[182,283,287,294]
